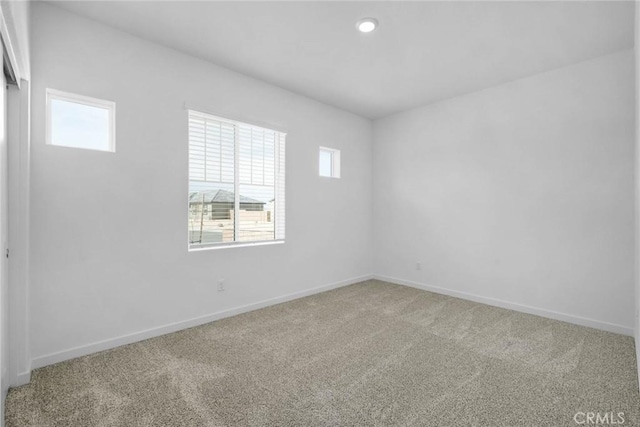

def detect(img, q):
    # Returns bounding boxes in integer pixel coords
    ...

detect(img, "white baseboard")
[31,274,373,370]
[636,329,640,392]
[28,273,632,378]
[636,339,640,389]
[373,274,634,336]
[15,371,30,387]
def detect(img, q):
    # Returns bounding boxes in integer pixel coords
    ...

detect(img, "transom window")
[319,146,340,178]
[46,89,116,152]
[188,110,285,249]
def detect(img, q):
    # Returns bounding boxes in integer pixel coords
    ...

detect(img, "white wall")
[373,50,636,334]
[29,3,372,366]
[28,2,636,372]
[635,0,640,387]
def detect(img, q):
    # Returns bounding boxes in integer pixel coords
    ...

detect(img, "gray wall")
[29,3,373,365]
[373,50,635,332]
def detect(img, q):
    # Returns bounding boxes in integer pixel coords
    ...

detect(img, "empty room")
[0,0,639,425]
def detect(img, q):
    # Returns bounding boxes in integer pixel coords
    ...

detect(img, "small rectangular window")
[188,110,286,250]
[319,147,340,178]
[46,89,116,152]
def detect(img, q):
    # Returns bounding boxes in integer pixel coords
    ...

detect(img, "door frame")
[7,80,29,389]
[0,0,30,401]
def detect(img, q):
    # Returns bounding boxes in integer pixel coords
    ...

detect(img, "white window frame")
[187,110,286,251]
[46,88,116,152]
[319,146,340,178]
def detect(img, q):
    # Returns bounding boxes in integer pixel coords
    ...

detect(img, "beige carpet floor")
[6,280,640,426]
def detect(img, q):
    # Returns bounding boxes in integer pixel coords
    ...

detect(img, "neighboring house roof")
[189,189,265,205]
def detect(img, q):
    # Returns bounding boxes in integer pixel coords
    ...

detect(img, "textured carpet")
[6,280,640,426]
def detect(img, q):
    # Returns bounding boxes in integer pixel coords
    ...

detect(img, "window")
[46,89,115,152]
[319,147,340,178]
[188,110,285,249]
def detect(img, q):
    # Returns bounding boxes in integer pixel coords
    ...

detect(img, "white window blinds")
[188,114,235,183]
[188,110,285,249]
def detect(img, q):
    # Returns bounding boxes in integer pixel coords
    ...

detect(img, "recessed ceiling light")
[356,18,378,33]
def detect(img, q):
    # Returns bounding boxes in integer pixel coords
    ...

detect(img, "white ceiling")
[50,1,634,119]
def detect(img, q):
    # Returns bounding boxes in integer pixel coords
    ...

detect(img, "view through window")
[188,111,285,249]
[46,89,116,152]
[319,146,340,178]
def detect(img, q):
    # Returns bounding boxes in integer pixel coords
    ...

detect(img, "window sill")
[188,239,285,252]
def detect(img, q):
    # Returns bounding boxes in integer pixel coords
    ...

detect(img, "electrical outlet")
[416,262,421,271]
[218,278,225,292]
